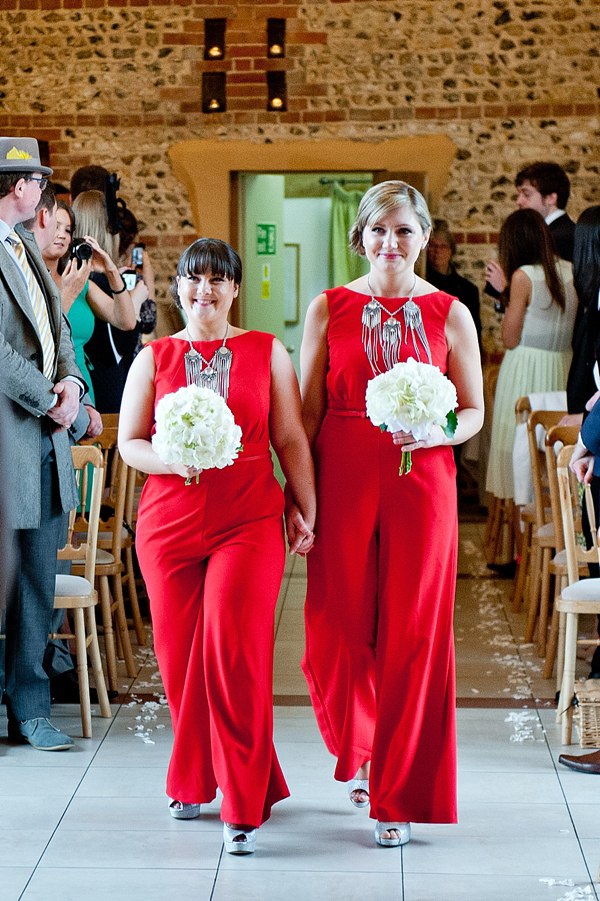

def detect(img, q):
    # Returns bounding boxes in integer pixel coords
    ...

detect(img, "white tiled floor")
[2,518,600,900]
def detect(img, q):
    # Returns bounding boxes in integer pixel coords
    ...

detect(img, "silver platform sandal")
[374,821,411,847]
[168,800,201,820]
[223,823,257,854]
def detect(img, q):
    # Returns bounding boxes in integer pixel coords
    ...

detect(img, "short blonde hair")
[348,180,432,256]
[72,190,120,264]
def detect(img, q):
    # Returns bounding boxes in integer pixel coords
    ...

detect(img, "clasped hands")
[284,492,315,557]
[47,379,80,431]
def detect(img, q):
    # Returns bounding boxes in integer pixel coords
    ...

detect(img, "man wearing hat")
[0,136,86,750]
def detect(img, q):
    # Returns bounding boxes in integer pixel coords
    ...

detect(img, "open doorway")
[237,171,376,375]
[236,170,429,376]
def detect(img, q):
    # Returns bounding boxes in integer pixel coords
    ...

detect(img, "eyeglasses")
[27,176,48,190]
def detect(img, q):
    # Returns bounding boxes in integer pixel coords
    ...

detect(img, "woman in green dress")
[43,200,137,404]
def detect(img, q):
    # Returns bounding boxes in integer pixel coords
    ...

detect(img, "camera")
[70,238,93,268]
[122,269,138,291]
[132,242,145,269]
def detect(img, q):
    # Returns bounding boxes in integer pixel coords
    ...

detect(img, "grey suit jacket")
[0,222,87,529]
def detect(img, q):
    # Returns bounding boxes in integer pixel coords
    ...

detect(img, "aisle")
[1,519,599,901]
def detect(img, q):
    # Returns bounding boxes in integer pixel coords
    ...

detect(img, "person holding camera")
[116,207,156,362]
[42,198,136,405]
[69,190,139,412]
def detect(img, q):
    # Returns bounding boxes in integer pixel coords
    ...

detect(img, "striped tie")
[8,230,55,379]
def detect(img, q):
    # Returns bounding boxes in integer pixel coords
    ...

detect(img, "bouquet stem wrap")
[365,358,458,476]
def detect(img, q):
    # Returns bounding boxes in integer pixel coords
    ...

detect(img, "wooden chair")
[512,397,535,611]
[53,445,112,737]
[92,414,146,647]
[555,444,600,744]
[78,421,136,692]
[121,463,146,646]
[542,425,586,683]
[522,409,564,655]
[484,364,515,565]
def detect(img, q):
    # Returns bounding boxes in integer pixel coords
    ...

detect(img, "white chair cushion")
[562,579,600,601]
[55,574,93,597]
[96,548,114,564]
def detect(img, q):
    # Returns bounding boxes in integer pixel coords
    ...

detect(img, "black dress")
[83,273,156,413]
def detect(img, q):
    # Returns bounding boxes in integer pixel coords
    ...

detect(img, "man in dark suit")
[0,137,86,750]
[485,161,576,297]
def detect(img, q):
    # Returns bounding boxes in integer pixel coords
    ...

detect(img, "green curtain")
[329,182,370,287]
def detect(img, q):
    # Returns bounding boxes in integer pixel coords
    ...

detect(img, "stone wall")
[0,0,599,351]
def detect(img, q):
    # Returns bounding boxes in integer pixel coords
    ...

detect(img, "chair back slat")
[59,445,104,585]
[515,395,532,423]
[545,425,581,553]
[557,444,599,585]
[527,410,564,529]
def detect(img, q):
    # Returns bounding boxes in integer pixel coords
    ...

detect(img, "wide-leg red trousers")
[303,412,458,824]
[136,460,289,828]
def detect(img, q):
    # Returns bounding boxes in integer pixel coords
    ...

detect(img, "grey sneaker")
[9,717,74,751]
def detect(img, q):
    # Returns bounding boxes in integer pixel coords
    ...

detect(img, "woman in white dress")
[486,208,577,506]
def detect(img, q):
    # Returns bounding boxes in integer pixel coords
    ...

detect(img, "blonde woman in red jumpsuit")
[298,182,484,847]
[118,239,316,855]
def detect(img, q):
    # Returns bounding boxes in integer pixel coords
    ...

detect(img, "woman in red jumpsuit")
[298,182,484,847]
[118,239,315,855]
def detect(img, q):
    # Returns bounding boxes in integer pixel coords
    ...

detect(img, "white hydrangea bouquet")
[365,358,458,476]
[152,384,243,484]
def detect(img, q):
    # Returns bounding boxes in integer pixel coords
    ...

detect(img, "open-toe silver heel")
[374,821,410,847]
[168,800,201,820]
[347,778,370,808]
[223,823,257,854]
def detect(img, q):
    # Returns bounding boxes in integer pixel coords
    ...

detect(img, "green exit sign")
[257,223,276,255]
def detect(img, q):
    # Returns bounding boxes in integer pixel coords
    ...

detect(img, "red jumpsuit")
[302,287,458,824]
[136,332,289,828]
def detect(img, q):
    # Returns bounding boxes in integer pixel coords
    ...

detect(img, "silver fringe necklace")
[184,323,233,401]
[361,274,432,375]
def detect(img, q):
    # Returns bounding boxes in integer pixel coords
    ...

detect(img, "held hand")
[131,277,149,311]
[61,257,92,310]
[586,390,600,413]
[485,259,508,294]
[47,380,80,431]
[168,461,203,480]
[83,405,103,438]
[285,501,315,556]
[83,234,114,274]
[569,443,594,484]
[391,423,447,452]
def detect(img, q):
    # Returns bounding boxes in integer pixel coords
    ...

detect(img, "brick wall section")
[0,0,599,350]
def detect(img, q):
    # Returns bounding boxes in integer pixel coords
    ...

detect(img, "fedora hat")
[0,137,53,176]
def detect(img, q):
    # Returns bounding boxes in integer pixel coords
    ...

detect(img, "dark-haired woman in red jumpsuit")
[298,182,483,847]
[119,239,315,855]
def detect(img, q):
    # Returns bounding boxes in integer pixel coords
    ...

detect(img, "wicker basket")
[574,680,600,748]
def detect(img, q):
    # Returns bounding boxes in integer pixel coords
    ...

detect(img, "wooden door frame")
[168,136,457,245]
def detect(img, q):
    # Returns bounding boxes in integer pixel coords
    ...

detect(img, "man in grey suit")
[0,136,86,750]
